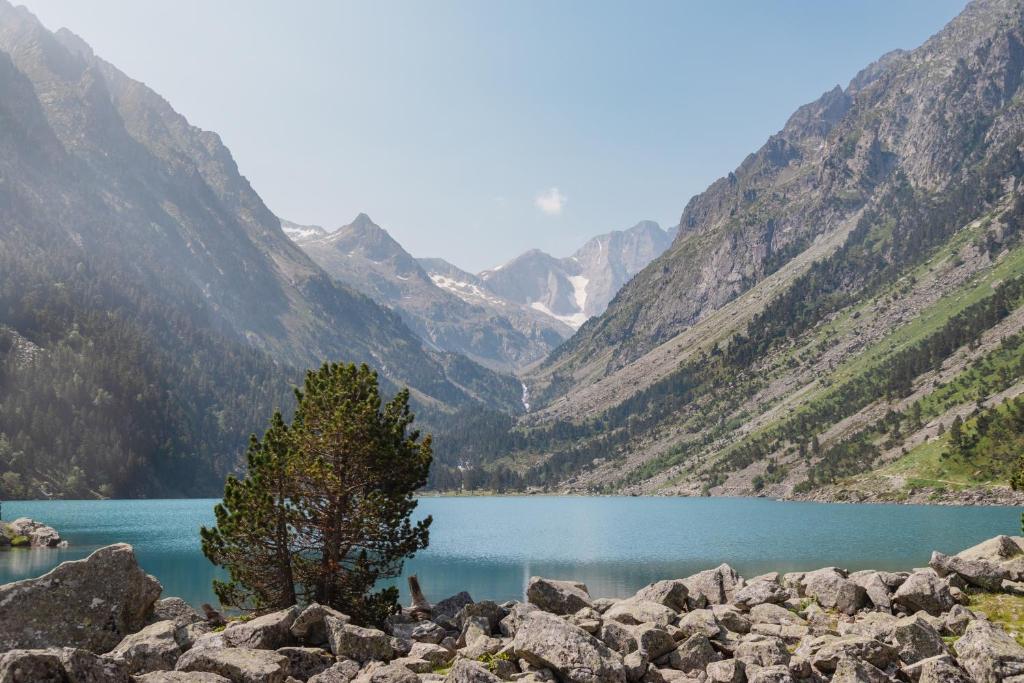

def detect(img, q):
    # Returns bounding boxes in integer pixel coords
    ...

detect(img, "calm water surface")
[0,497,1019,608]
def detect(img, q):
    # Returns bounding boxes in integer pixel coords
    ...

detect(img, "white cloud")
[534,187,566,216]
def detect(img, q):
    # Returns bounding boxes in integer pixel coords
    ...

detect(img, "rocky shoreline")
[4,538,1024,682]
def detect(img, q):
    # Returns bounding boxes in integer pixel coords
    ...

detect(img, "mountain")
[0,2,520,499]
[443,0,1024,502]
[293,213,571,372]
[477,221,677,329]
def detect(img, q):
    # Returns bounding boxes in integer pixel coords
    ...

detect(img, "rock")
[444,659,502,682]
[929,551,1007,591]
[498,602,539,638]
[526,577,593,615]
[632,623,677,659]
[135,673,233,683]
[943,604,976,636]
[0,543,162,653]
[175,647,289,683]
[600,621,639,655]
[351,661,418,682]
[848,572,893,612]
[837,612,896,641]
[733,581,788,611]
[830,657,890,683]
[711,605,751,635]
[667,633,720,673]
[433,593,474,621]
[392,620,446,645]
[630,581,689,613]
[734,635,790,670]
[682,564,742,606]
[307,660,361,683]
[914,655,972,683]
[224,607,299,650]
[955,618,1024,683]
[622,651,647,682]
[892,614,947,665]
[746,665,794,683]
[291,604,350,646]
[705,658,745,683]
[956,535,1024,563]
[276,647,334,680]
[154,598,206,627]
[892,572,955,616]
[455,601,505,633]
[458,635,503,660]
[677,609,722,639]
[0,649,76,683]
[105,620,182,674]
[747,604,804,627]
[800,635,897,674]
[8,517,64,547]
[55,647,132,682]
[512,611,626,683]
[407,642,452,668]
[604,600,676,627]
[802,568,866,616]
[457,616,490,648]
[325,617,394,663]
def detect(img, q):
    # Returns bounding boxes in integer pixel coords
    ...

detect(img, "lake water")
[1,496,1020,609]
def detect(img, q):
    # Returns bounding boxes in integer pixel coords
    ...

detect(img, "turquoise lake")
[0,497,1020,608]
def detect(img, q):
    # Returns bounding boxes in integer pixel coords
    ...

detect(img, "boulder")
[54,647,133,682]
[733,581,788,611]
[799,635,897,674]
[734,634,790,670]
[455,601,505,632]
[955,618,1024,683]
[677,609,722,639]
[104,620,182,673]
[682,564,742,606]
[711,605,751,635]
[526,577,593,615]
[8,517,64,547]
[956,535,1024,562]
[632,623,677,659]
[914,655,972,683]
[837,612,896,641]
[498,602,540,638]
[307,660,361,683]
[325,617,394,663]
[175,647,289,683]
[276,646,334,680]
[599,621,639,655]
[630,581,689,613]
[407,642,452,668]
[135,673,233,682]
[391,620,446,645]
[444,658,502,682]
[943,604,977,636]
[223,607,299,650]
[351,661,418,682]
[929,551,1007,591]
[848,572,893,612]
[802,568,866,616]
[0,649,75,683]
[0,543,162,653]
[153,598,206,627]
[622,651,647,682]
[705,658,745,683]
[512,610,626,683]
[746,664,794,683]
[748,604,804,627]
[892,572,955,616]
[604,600,676,627]
[666,633,720,673]
[892,614,947,665]
[291,604,350,646]
[830,657,890,683]
[433,593,474,621]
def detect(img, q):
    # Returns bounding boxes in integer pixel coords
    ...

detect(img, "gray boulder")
[223,607,299,650]
[526,577,593,615]
[512,610,626,683]
[175,647,289,683]
[892,572,956,616]
[667,633,720,673]
[276,646,334,680]
[915,655,972,683]
[307,660,361,682]
[706,658,745,683]
[433,592,474,621]
[391,620,446,645]
[291,603,350,646]
[802,568,866,616]
[800,635,897,674]
[747,665,794,683]
[455,601,505,632]
[733,581,788,611]
[929,550,1007,591]
[153,598,206,627]
[53,647,133,682]
[135,673,232,682]
[350,661,418,682]
[955,619,1024,683]
[0,543,162,653]
[892,614,947,665]
[0,649,80,683]
[849,572,893,612]
[830,657,890,683]
[105,620,182,673]
[677,609,722,639]
[8,517,64,548]
[604,600,676,627]
[630,580,689,612]
[444,658,502,682]
[325,617,394,663]
[682,564,742,606]
[734,634,790,670]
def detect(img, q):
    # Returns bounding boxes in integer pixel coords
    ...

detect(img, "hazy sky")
[20,1,967,272]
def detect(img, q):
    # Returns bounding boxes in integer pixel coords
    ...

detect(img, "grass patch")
[967,591,1024,646]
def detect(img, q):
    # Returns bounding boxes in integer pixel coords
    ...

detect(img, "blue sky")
[21,1,967,272]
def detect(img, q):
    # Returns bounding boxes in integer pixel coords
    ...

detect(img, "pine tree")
[201,362,432,626]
